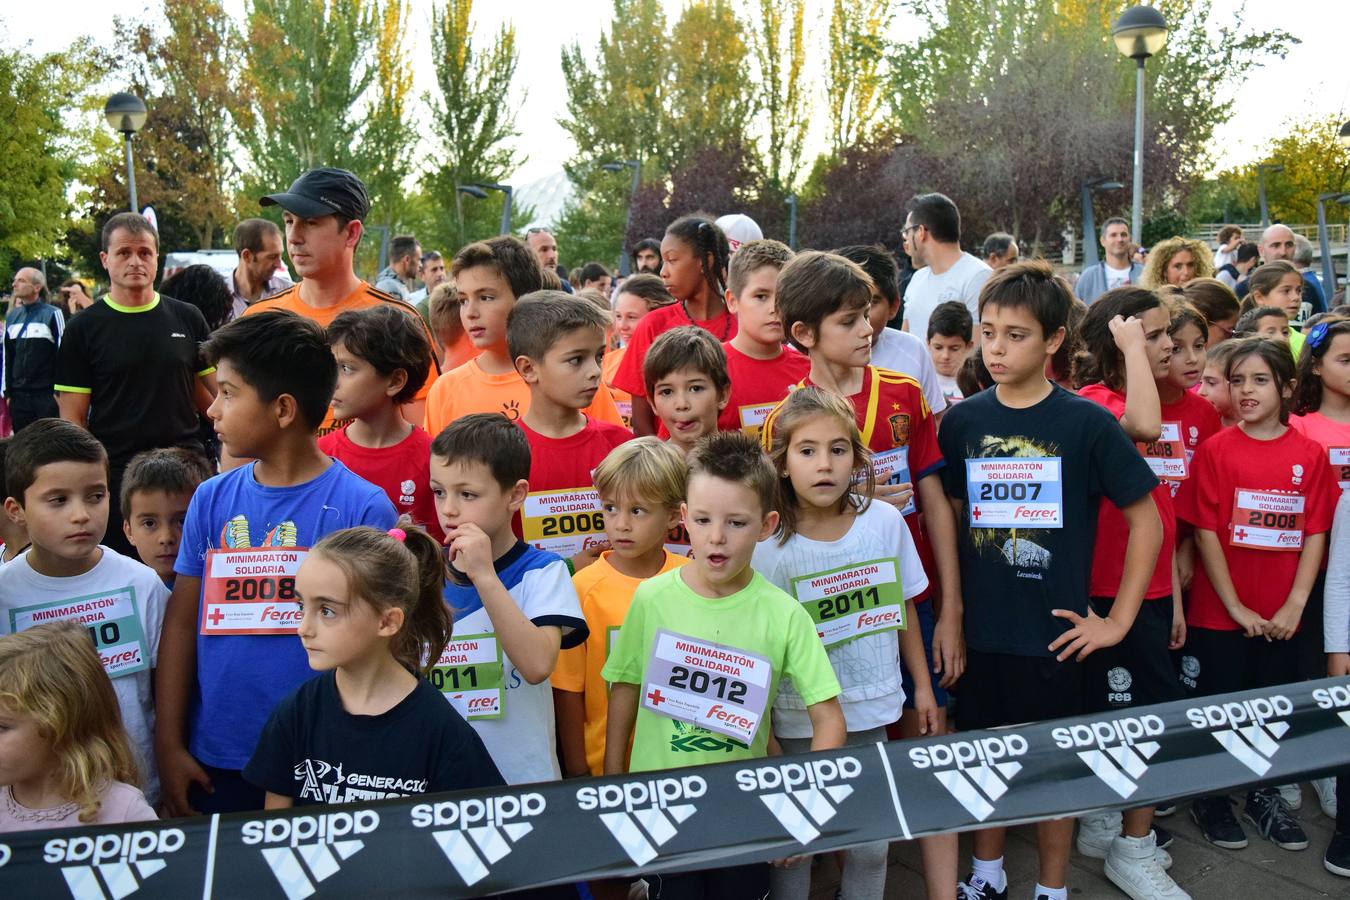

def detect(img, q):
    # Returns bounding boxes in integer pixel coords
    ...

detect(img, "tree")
[825,0,891,156]
[1197,116,1350,225]
[746,0,808,192]
[664,1,754,164]
[363,0,417,233]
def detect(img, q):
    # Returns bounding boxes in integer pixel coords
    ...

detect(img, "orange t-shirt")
[422,357,628,436]
[244,283,441,435]
[602,347,632,429]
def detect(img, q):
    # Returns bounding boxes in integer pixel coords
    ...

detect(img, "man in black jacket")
[4,267,65,431]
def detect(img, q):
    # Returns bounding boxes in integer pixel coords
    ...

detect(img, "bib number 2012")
[976,482,1042,501]
[222,576,296,602]
[668,664,747,703]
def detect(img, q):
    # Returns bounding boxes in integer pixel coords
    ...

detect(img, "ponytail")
[397,524,453,672]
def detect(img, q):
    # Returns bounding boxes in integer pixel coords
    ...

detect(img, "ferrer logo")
[908,734,1028,821]
[44,828,186,900]
[577,775,706,865]
[1187,695,1293,776]
[735,757,863,844]
[411,793,544,887]
[241,810,376,900]
[1052,714,1163,799]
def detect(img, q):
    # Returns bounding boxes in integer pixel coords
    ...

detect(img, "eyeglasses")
[901,224,922,238]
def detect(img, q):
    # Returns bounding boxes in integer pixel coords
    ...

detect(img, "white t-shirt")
[936,372,963,403]
[751,501,928,737]
[871,327,948,415]
[902,253,991,343]
[1105,262,1132,291]
[0,548,168,804]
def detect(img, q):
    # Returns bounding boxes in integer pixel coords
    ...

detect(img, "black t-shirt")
[54,293,210,464]
[244,670,504,804]
[938,384,1157,657]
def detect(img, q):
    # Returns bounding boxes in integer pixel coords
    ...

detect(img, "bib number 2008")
[222,576,296,602]
[668,664,747,702]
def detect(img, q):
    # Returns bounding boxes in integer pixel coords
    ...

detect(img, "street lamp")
[1112,6,1167,240]
[1080,178,1124,267]
[1339,194,1350,300]
[602,160,641,276]
[786,194,799,250]
[104,92,148,213]
[1316,192,1347,294]
[1257,163,1284,229]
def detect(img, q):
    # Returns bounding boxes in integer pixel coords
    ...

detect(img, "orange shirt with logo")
[423,357,628,436]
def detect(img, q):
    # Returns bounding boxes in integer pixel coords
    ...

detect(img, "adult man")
[1074,217,1144,303]
[525,227,573,291]
[244,167,439,433]
[982,232,1019,270]
[228,218,292,319]
[409,250,446,305]
[1292,234,1327,321]
[375,234,421,301]
[5,267,64,430]
[55,212,215,554]
[632,238,662,275]
[900,192,991,340]
[1237,224,1297,299]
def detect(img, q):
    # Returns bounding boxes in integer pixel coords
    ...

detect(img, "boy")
[121,447,212,585]
[602,431,844,895]
[937,260,1162,900]
[643,326,731,459]
[422,236,624,433]
[927,300,975,404]
[431,414,588,785]
[0,419,170,804]
[0,439,30,564]
[509,292,631,570]
[319,305,444,542]
[718,239,809,437]
[154,310,398,817]
[553,437,689,778]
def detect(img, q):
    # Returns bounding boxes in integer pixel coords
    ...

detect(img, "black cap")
[260,167,370,221]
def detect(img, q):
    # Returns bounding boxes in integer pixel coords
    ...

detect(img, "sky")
[4,0,1350,190]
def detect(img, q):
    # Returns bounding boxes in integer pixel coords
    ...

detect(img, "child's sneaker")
[956,875,1007,900]
[1243,788,1309,851]
[1189,796,1248,849]
[1326,831,1350,877]
[1076,810,1122,858]
[1313,777,1338,819]
[1104,832,1191,900]
[1277,783,1303,811]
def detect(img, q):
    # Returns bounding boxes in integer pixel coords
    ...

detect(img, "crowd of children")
[3,207,1350,900]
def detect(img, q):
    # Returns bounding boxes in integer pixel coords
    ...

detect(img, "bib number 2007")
[222,576,296,602]
[668,664,748,703]
[975,482,1042,501]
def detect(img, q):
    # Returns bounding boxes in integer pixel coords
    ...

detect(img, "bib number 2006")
[668,664,748,702]
[540,511,604,537]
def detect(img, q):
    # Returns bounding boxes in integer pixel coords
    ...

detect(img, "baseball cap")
[716,214,763,253]
[261,167,370,221]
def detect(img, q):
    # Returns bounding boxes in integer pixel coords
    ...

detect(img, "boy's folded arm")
[154,575,201,751]
[604,682,640,775]
[805,697,846,752]
[475,571,563,683]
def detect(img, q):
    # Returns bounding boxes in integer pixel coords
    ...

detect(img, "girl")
[605,274,677,429]
[1182,278,1241,346]
[1141,237,1215,289]
[1158,302,1224,484]
[754,388,942,900]
[1199,340,1240,427]
[1233,306,1290,342]
[244,522,504,807]
[1242,261,1306,354]
[612,216,736,436]
[1071,288,1184,896]
[0,621,156,832]
[1175,338,1338,853]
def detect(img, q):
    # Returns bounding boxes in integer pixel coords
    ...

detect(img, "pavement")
[807,784,1350,898]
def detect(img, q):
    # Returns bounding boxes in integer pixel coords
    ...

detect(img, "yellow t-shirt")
[551,550,688,776]
[422,356,627,436]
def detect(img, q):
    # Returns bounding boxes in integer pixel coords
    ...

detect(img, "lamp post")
[602,160,641,276]
[1339,194,1350,299]
[1111,6,1167,241]
[1316,192,1346,294]
[1080,178,1124,266]
[786,194,799,250]
[1257,163,1284,228]
[103,93,148,213]
[456,183,513,237]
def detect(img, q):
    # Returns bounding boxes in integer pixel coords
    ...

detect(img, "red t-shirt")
[1291,411,1350,495]
[611,303,738,398]
[718,343,810,435]
[317,425,443,542]
[1174,426,1338,630]
[1078,384,1176,600]
[515,418,633,552]
[1158,391,1222,497]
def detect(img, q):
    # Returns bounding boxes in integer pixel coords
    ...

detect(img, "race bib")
[738,402,777,438]
[521,488,607,558]
[869,447,916,516]
[641,630,772,745]
[616,399,633,429]
[9,588,149,678]
[965,457,1063,528]
[664,521,694,559]
[791,558,905,648]
[1138,422,1187,480]
[432,633,504,720]
[201,548,306,635]
[1230,489,1305,551]
[1331,447,1350,493]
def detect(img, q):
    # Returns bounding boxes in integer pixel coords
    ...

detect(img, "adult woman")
[1141,237,1214,289]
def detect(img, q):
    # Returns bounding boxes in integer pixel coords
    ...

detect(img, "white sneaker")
[1077,810,1123,858]
[1278,783,1303,811]
[1314,777,1338,819]
[1104,833,1191,900]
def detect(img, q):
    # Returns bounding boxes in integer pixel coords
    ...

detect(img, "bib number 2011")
[815,585,882,620]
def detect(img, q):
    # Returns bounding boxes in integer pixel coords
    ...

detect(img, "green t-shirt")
[602,567,840,773]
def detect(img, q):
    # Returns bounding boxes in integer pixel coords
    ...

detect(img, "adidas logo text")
[1315,685,1350,731]
[578,775,706,866]
[1052,715,1163,799]
[412,793,545,887]
[45,829,184,900]
[736,757,862,844]
[242,811,376,900]
[1187,695,1292,776]
[909,735,1027,821]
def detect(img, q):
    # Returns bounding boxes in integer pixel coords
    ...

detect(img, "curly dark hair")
[160,264,232,331]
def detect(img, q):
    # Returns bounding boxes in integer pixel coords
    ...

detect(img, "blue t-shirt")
[175,460,396,769]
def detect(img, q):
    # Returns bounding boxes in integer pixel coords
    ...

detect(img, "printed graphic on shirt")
[202,514,306,635]
[9,587,150,678]
[964,435,1063,575]
[294,758,428,803]
[641,630,772,746]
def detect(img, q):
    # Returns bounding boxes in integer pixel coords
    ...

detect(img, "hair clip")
[1306,321,1330,351]
[388,527,407,543]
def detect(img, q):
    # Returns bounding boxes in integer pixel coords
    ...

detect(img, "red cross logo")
[972,505,982,520]
[646,688,666,706]
[1234,528,1248,541]
[207,608,225,626]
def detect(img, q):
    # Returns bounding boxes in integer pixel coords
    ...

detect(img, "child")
[1158,302,1223,479]
[1181,278,1241,346]
[643,325,731,458]
[938,261,1162,900]
[154,310,398,817]
[121,447,212,584]
[319,305,444,543]
[603,431,844,897]
[0,419,169,806]
[927,300,975,404]
[422,236,624,433]
[1324,489,1350,876]
[754,388,934,900]
[606,275,677,428]
[1234,306,1291,343]
[719,239,809,436]
[0,439,29,564]
[245,522,503,807]
[1176,337,1337,852]
[1199,340,1241,427]
[431,413,587,785]
[509,292,632,569]
[1242,261,1305,333]
[428,281,477,370]
[0,622,157,831]
[552,437,689,778]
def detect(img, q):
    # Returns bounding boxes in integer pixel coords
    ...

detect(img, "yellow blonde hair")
[593,437,687,510]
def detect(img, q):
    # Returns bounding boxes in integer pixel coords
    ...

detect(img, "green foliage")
[826,0,891,155]
[1142,208,1194,248]
[747,0,807,192]
[1199,115,1350,225]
